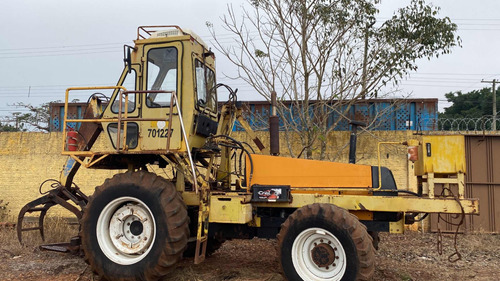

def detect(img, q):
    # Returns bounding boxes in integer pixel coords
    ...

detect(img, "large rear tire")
[80,171,189,281]
[277,203,375,281]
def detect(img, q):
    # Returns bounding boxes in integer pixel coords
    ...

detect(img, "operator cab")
[101,26,218,154]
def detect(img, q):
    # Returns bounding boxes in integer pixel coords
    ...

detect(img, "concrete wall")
[0,132,121,221]
[0,131,415,222]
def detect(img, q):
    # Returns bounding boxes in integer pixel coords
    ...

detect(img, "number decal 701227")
[147,128,173,138]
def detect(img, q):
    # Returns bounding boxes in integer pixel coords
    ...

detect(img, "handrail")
[62,87,199,193]
[171,92,198,194]
[137,25,184,40]
[62,86,127,155]
[114,90,176,151]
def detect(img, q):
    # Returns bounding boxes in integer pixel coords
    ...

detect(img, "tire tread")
[277,203,375,281]
[80,171,189,281]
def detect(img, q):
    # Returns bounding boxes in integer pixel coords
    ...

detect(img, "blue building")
[49,98,438,132]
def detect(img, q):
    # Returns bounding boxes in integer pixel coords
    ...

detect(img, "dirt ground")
[0,226,498,281]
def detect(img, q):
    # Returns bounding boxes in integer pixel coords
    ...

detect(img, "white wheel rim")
[292,227,347,281]
[96,196,156,265]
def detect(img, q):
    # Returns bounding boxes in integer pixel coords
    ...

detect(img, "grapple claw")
[17,182,88,248]
[17,195,55,244]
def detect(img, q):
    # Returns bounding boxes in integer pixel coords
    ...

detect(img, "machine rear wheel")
[80,171,189,281]
[277,203,375,281]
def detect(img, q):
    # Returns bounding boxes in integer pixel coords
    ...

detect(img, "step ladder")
[194,154,216,264]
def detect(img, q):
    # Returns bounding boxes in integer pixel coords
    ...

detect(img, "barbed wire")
[418,116,500,133]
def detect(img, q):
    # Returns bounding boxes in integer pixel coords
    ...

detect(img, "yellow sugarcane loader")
[17,26,478,281]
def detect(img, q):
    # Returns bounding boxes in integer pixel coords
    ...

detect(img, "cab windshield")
[146,47,177,107]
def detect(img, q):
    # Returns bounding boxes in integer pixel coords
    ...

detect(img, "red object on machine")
[67,130,78,151]
[408,146,419,162]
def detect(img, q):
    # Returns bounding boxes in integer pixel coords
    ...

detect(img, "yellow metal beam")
[182,192,479,215]
[252,194,479,215]
[236,114,270,155]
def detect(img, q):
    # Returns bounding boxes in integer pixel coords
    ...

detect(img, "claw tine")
[17,206,29,245]
[39,210,47,242]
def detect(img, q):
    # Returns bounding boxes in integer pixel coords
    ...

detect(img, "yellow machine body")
[414,135,466,176]
[209,194,253,224]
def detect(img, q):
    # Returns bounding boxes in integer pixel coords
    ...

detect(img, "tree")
[439,87,500,130]
[0,121,24,132]
[209,0,460,159]
[440,87,499,118]
[0,102,52,132]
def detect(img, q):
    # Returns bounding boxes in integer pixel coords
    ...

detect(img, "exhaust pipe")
[269,91,280,156]
[348,121,366,164]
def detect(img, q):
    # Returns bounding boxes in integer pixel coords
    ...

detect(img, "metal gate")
[431,134,500,233]
[464,135,500,233]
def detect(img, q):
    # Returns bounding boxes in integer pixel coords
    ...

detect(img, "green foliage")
[254,49,268,58]
[0,200,10,221]
[0,121,24,132]
[373,0,460,82]
[439,87,500,130]
[1,102,52,132]
[440,87,499,119]
[212,0,461,159]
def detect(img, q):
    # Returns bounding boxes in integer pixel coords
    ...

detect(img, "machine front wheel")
[277,203,375,281]
[80,171,189,281]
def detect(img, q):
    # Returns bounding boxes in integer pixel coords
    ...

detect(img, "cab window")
[111,69,136,113]
[146,47,177,108]
[195,60,216,112]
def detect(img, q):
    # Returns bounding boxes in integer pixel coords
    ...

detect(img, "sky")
[0,0,499,124]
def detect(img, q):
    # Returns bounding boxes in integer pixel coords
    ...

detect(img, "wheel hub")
[130,220,144,236]
[292,227,347,280]
[108,203,154,255]
[311,243,336,268]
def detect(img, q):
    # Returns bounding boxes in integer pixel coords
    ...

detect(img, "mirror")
[123,45,134,74]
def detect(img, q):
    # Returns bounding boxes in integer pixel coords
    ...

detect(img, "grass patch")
[400,273,414,281]
[1,215,79,257]
[0,199,10,221]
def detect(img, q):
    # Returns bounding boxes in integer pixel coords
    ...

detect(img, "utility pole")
[482,79,497,131]
[361,25,369,99]
[361,21,376,99]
